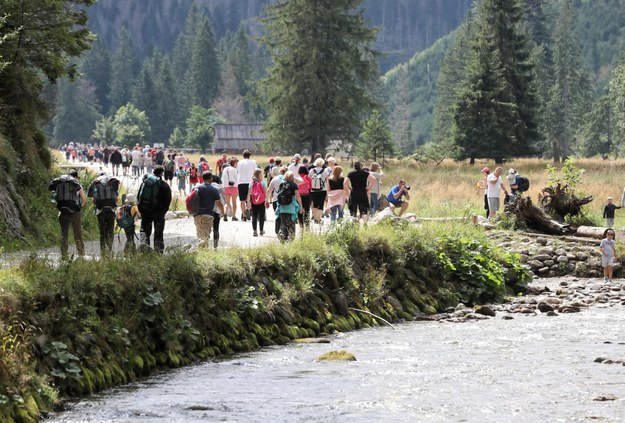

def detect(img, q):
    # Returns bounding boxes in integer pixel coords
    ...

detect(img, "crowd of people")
[50,148,412,258]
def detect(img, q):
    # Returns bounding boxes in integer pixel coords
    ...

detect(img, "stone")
[538,247,555,254]
[576,252,589,261]
[555,248,567,256]
[536,237,548,246]
[546,311,559,317]
[519,254,529,263]
[316,350,357,361]
[533,254,552,261]
[527,260,544,269]
[454,303,468,312]
[594,356,609,363]
[566,254,577,260]
[593,394,617,401]
[544,260,555,267]
[502,315,514,320]
[558,305,581,313]
[560,281,569,287]
[294,337,331,344]
[474,305,496,317]
[538,267,550,274]
[537,302,554,313]
[557,256,569,263]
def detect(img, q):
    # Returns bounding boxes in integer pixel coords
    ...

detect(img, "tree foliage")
[358,110,394,161]
[260,0,380,154]
[185,106,224,153]
[110,103,151,146]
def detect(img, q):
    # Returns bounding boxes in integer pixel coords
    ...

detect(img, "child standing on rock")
[600,228,617,283]
[603,196,620,228]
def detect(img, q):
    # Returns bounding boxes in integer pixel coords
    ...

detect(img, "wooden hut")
[213,124,265,153]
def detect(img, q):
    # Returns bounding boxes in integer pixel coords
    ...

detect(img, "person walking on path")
[211,175,226,248]
[247,169,268,237]
[110,148,122,177]
[368,162,384,215]
[326,166,348,223]
[603,196,621,228]
[130,146,142,177]
[222,158,239,221]
[600,228,617,283]
[118,193,141,255]
[387,179,411,216]
[308,158,331,224]
[345,161,372,224]
[276,171,303,242]
[237,150,257,222]
[137,166,172,254]
[177,166,188,196]
[487,167,509,219]
[192,172,225,249]
[87,172,120,257]
[296,165,312,231]
[267,165,288,235]
[49,170,87,260]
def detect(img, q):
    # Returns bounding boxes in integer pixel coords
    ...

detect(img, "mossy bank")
[0,222,530,422]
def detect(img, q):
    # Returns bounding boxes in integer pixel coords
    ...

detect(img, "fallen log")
[506,196,573,235]
[576,226,611,239]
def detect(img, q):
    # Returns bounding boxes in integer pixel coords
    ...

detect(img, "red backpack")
[250,179,266,205]
[298,175,312,196]
[186,188,200,215]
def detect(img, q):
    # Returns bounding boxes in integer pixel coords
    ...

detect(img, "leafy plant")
[44,341,81,380]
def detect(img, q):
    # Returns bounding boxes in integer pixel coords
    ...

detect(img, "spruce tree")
[451,0,538,163]
[189,16,220,109]
[81,38,111,115]
[359,110,394,161]
[260,0,380,154]
[108,29,139,114]
[580,96,614,158]
[546,0,592,162]
[52,77,102,145]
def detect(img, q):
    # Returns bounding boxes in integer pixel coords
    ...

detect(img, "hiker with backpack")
[49,170,87,260]
[137,166,172,254]
[188,162,200,189]
[308,158,332,224]
[276,171,303,242]
[247,169,268,237]
[345,161,372,224]
[266,165,288,236]
[116,193,141,255]
[163,154,176,187]
[237,150,257,222]
[221,158,239,221]
[297,165,312,231]
[187,172,225,248]
[211,175,226,248]
[87,172,121,257]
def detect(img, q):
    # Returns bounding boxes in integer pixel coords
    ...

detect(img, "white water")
[48,301,625,423]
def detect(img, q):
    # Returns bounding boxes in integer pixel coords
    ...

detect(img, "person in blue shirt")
[387,179,411,216]
[193,172,225,249]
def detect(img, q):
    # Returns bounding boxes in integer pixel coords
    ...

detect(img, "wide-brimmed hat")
[125,194,136,204]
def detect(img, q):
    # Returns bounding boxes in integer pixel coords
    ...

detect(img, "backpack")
[251,179,266,205]
[277,181,294,206]
[49,176,82,214]
[311,168,325,191]
[198,161,209,174]
[186,188,200,215]
[115,205,135,229]
[89,176,119,210]
[298,175,311,196]
[516,176,530,192]
[163,159,175,172]
[138,175,161,211]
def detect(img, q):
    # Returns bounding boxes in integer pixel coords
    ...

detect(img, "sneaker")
[232,216,238,221]
[604,277,609,283]
[260,231,265,236]
[223,216,228,222]
[253,231,258,237]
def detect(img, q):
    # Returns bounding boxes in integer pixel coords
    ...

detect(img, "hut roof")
[214,124,265,152]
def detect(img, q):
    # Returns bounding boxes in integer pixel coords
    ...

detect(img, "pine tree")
[546,0,592,162]
[260,0,380,154]
[111,103,151,146]
[608,60,625,150]
[359,110,394,161]
[451,0,538,163]
[189,16,220,109]
[580,96,615,158]
[108,29,139,114]
[52,77,102,145]
[185,106,224,153]
[81,38,111,115]
[213,62,247,123]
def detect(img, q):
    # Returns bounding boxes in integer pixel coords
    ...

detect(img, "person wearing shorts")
[237,150,257,221]
[487,167,508,219]
[308,158,331,223]
[222,159,239,221]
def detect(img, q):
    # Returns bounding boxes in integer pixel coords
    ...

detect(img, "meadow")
[183,153,622,225]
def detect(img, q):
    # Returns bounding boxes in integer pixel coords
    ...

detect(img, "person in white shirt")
[287,153,302,174]
[236,150,257,221]
[130,147,143,177]
[487,166,509,219]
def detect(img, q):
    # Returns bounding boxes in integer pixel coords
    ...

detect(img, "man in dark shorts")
[163,154,175,185]
[345,161,372,224]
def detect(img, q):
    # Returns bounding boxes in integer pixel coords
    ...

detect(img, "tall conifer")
[108,29,139,115]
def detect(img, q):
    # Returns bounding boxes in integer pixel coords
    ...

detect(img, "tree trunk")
[552,138,560,163]
[506,196,572,235]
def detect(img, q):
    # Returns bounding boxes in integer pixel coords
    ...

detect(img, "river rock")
[316,350,357,362]
[537,302,554,313]
[593,394,617,401]
[558,305,581,313]
[502,315,514,320]
[555,248,567,256]
[538,247,555,254]
[544,260,555,267]
[538,267,550,274]
[519,254,529,263]
[474,305,496,317]
[546,311,559,317]
[533,254,552,261]
[557,256,569,263]
[536,237,548,246]
[566,253,577,260]
[527,260,544,269]
[594,356,609,363]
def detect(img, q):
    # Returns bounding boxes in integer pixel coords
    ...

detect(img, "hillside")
[87,0,472,72]
[383,0,625,150]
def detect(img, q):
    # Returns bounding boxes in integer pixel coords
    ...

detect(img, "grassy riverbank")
[0,222,529,422]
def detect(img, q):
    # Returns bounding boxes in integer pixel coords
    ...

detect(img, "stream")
[47,281,625,423]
